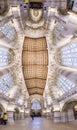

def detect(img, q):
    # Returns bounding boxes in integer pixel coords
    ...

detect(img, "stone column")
[53,111,61,123]
[7,111,14,124]
[61,111,68,123]
[18,113,21,120]
[67,109,75,122]
[51,112,54,120]
[20,112,24,119]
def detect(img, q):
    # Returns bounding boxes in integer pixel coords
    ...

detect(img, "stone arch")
[0,0,9,15]
[62,100,77,122]
[30,95,44,108]
[31,99,42,108]
[30,99,42,117]
[31,98,41,104]
[62,100,77,111]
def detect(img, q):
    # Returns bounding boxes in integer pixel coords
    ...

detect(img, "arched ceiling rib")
[25,79,46,88]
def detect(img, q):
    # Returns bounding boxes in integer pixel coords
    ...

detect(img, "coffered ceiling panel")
[22,51,48,65]
[22,37,48,95]
[23,65,47,79]
[23,37,47,51]
[25,79,46,88]
[29,88,43,95]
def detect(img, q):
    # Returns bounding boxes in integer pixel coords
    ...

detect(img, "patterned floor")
[0,117,77,130]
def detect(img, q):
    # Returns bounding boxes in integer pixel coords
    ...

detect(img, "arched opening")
[31,100,42,117]
[67,0,74,11]
[62,101,77,121]
[0,0,9,15]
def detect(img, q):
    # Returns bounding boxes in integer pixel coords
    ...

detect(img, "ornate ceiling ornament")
[25,9,44,29]
[29,9,43,22]
[33,10,39,17]
[25,19,44,29]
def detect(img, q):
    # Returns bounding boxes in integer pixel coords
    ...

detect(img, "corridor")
[0,1,77,130]
[0,118,77,130]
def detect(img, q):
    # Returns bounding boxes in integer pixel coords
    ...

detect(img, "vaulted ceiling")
[22,37,48,95]
[0,0,77,109]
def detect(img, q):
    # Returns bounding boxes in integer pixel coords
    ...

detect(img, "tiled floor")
[0,117,77,130]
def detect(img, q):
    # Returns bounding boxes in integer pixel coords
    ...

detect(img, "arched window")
[0,21,16,41]
[0,47,13,67]
[57,75,75,93]
[59,41,77,67]
[31,100,41,110]
[0,73,14,95]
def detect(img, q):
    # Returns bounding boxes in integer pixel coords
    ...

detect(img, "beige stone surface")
[0,118,77,130]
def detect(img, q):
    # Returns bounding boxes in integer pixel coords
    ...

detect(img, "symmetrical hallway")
[0,118,77,130]
[0,0,77,129]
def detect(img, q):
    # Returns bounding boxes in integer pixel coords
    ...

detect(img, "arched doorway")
[31,100,42,117]
[62,101,77,121]
[67,0,74,10]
